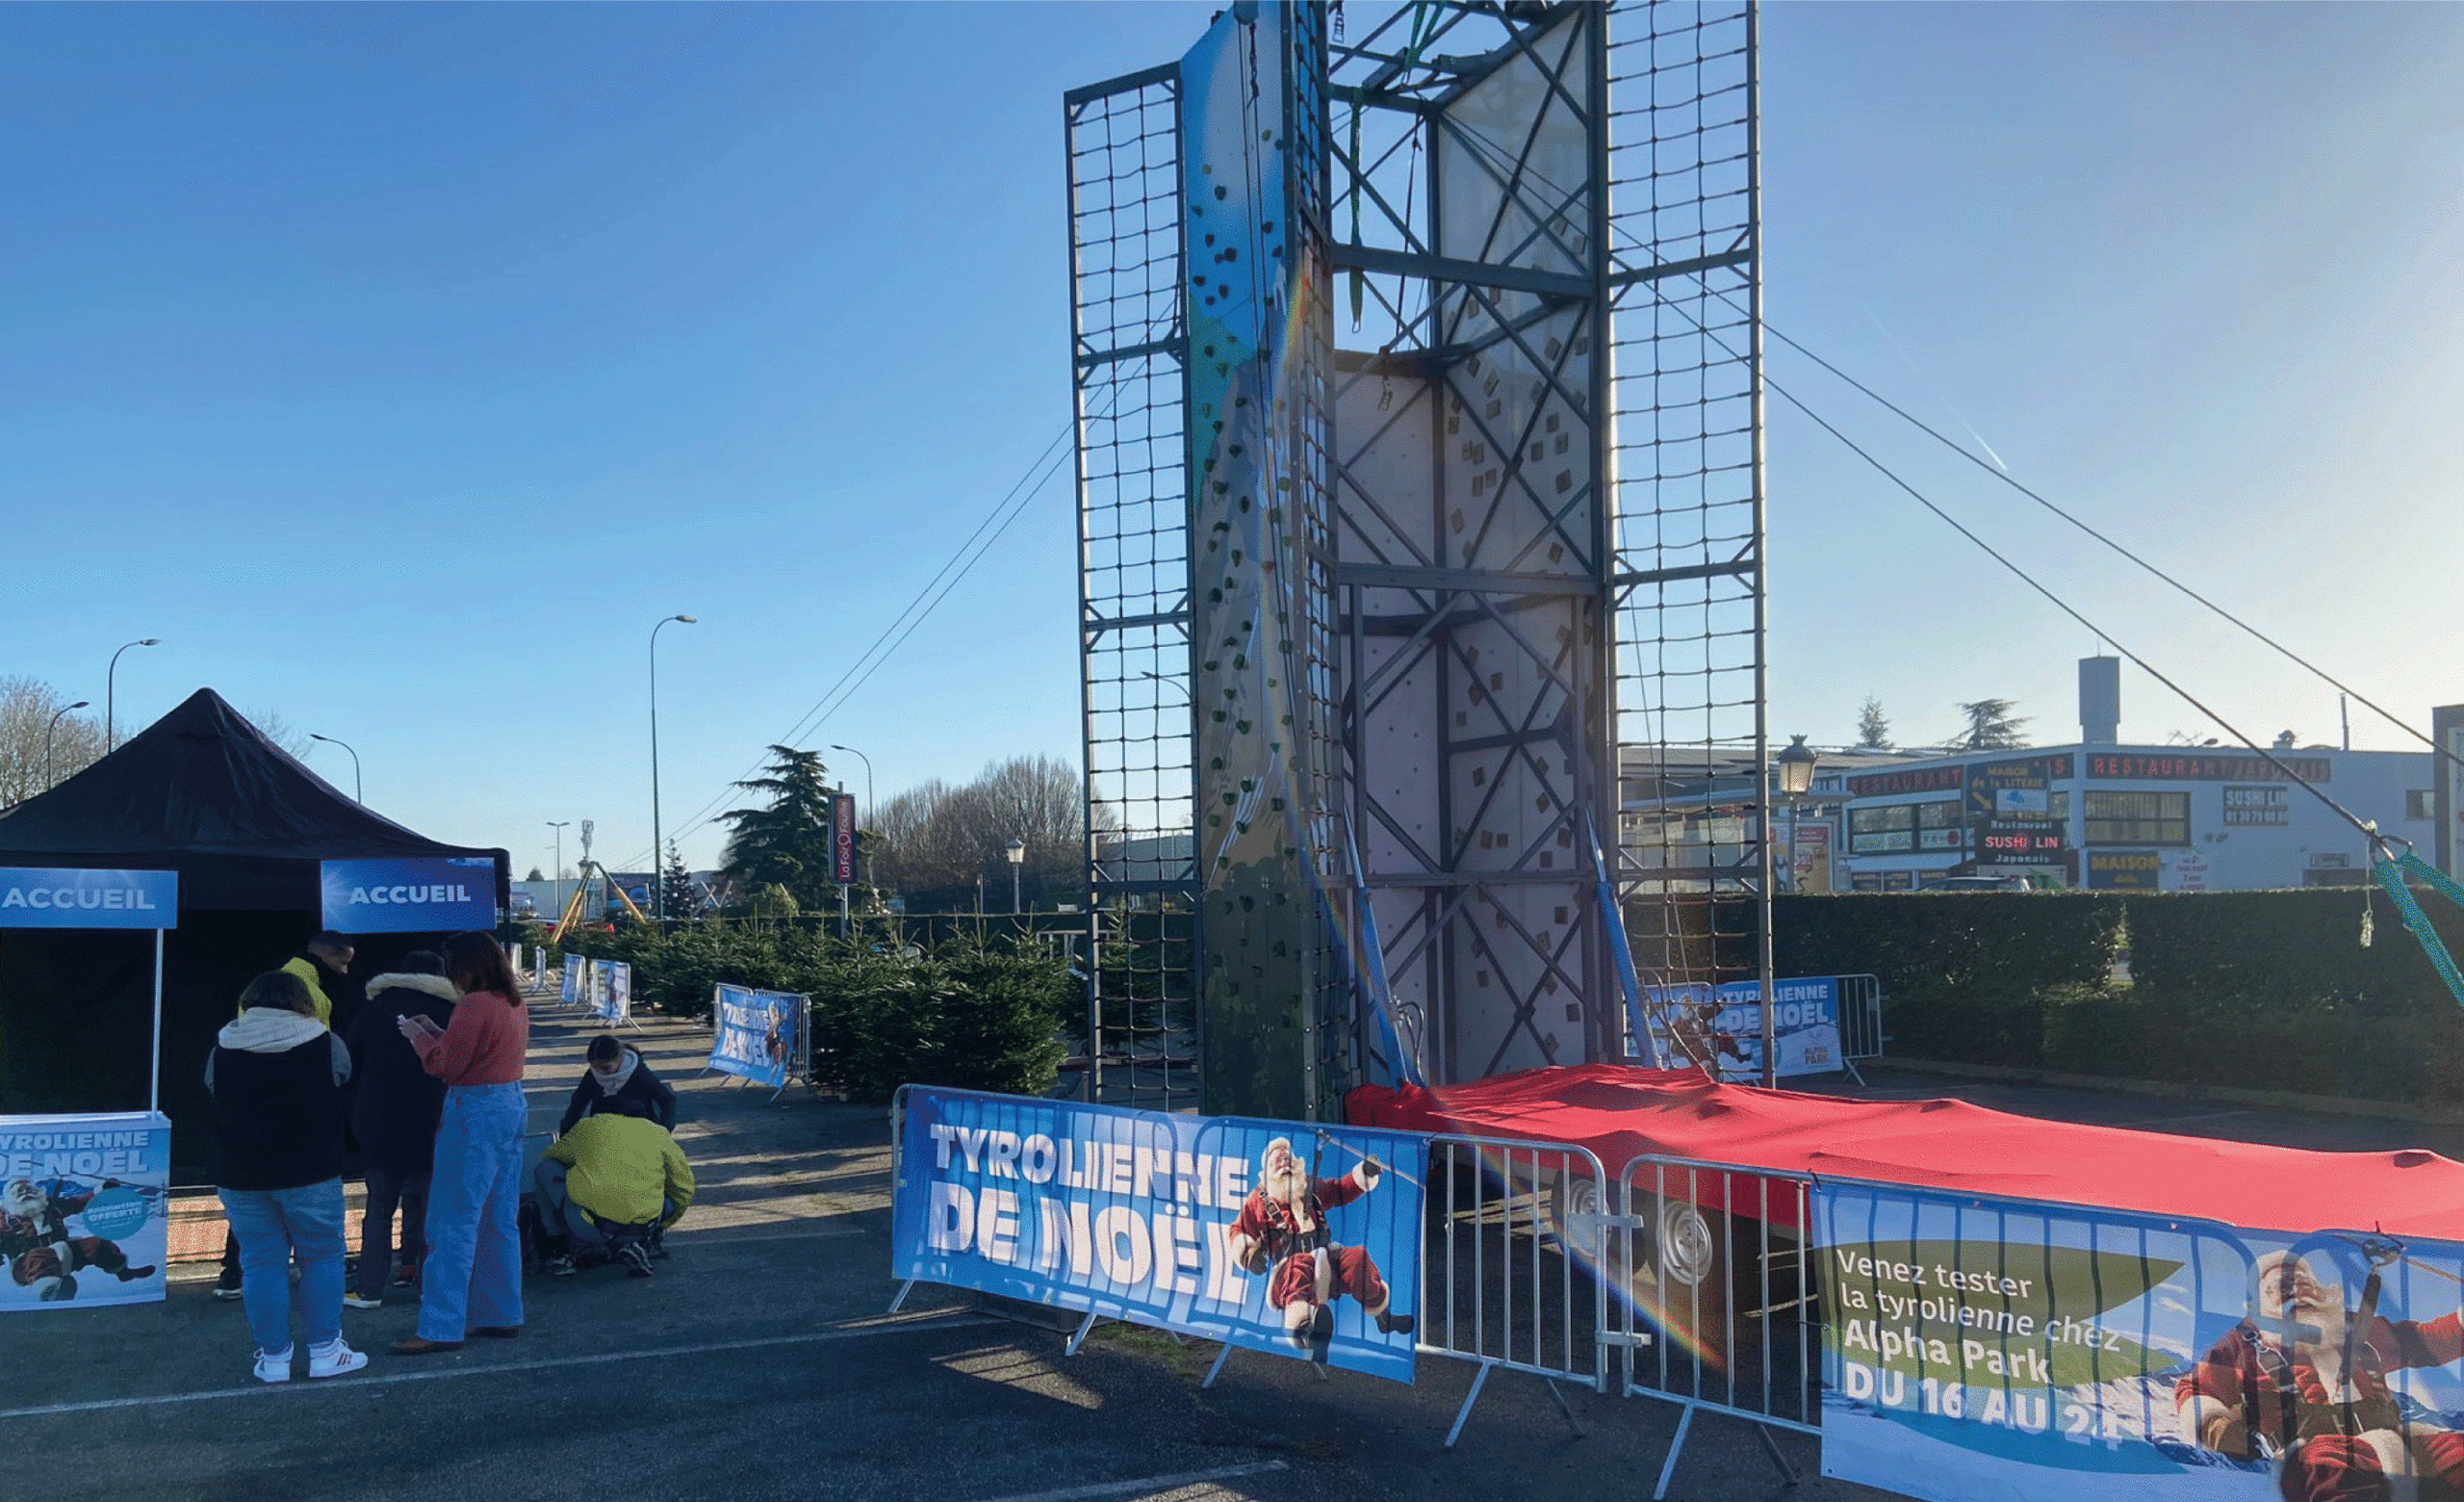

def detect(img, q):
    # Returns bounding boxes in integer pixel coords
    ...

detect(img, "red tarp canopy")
[1348,1064,2464,1241]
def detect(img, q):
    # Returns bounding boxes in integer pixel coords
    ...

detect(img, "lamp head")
[67,700,90,711]
[672,614,697,625]
[1776,735,1819,797]
[1004,838,1027,866]
[138,638,161,647]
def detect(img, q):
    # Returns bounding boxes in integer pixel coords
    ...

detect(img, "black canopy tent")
[0,688,510,1176]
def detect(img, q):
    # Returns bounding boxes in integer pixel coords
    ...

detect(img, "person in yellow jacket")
[533,1097,693,1279]
[244,932,354,1027]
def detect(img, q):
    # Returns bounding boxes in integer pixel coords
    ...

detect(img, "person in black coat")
[342,950,457,1307]
[206,969,366,1384]
[558,1034,678,1137]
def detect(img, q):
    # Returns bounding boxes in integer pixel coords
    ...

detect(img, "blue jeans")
[418,1083,526,1340]
[218,1179,346,1358]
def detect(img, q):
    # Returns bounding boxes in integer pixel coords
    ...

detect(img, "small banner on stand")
[893,1088,1424,1383]
[593,960,630,1024]
[708,984,801,1089]
[1644,974,1844,1079]
[559,954,580,1008]
[1,1111,172,1311]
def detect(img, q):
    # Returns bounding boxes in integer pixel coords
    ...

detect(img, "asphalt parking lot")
[12,1009,2455,1502]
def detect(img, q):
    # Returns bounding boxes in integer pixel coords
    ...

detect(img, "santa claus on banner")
[1225,1136,1414,1364]
[2176,1246,2464,1502]
[2,1177,157,1304]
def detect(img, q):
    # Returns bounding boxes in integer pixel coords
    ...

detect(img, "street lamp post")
[1767,735,1821,1088]
[1005,837,1026,916]
[649,614,697,922]
[547,822,570,925]
[308,733,362,801]
[828,744,876,891]
[41,700,90,790]
[105,638,162,753]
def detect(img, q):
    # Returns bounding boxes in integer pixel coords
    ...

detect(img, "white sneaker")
[307,1338,368,1380]
[342,1293,383,1309]
[253,1347,295,1384]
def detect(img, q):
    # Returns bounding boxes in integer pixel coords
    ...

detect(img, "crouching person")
[533,1098,692,1278]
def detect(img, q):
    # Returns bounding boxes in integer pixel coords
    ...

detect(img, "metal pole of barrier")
[1417,1135,1609,1448]
[1652,1406,1693,1502]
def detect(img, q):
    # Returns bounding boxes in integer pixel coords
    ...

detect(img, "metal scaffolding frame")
[1067,0,1769,1111]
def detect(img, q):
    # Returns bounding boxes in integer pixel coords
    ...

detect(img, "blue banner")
[1,1111,172,1311]
[320,857,496,934]
[594,960,629,1023]
[558,953,579,1007]
[1643,974,1843,1079]
[1815,1181,2464,1502]
[709,984,800,1088]
[0,868,177,930]
[893,1089,1424,1383]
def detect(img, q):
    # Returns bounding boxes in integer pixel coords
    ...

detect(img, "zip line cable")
[636,424,1079,870]
[1688,280,2462,775]
[633,280,1166,875]
[1447,115,2438,777]
[1750,350,2383,842]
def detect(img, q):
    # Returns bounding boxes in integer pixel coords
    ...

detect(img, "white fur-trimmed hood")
[368,972,460,1003]
[218,1008,329,1053]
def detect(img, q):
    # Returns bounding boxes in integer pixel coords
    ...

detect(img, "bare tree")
[248,708,316,760]
[872,755,1106,904]
[0,677,105,806]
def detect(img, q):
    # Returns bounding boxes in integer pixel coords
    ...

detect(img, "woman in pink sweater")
[391,931,529,1354]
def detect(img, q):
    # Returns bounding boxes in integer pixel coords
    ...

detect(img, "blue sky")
[5,3,2459,876]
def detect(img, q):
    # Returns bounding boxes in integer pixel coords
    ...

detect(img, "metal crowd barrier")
[1414,1133,1614,1446]
[1616,1153,1819,1499]
[1836,972,1885,1065]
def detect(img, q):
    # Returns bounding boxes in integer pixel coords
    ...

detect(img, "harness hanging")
[2370,844,2464,1012]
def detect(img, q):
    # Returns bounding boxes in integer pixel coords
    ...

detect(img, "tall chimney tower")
[2080,656,2120,744]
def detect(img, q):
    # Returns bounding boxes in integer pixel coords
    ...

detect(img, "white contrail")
[1865,308,2010,472]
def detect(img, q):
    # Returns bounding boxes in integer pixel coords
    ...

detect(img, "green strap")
[2374,851,2464,1010]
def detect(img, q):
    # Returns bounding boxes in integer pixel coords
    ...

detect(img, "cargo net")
[1070,70,1201,1110]
[1604,1,1766,1000]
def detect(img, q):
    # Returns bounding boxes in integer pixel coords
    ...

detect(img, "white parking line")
[0,1310,993,1421]
[975,1462,1291,1502]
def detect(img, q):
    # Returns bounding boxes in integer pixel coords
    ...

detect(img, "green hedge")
[1771,893,2124,1069]
[2118,891,2464,1103]
[555,923,1073,1102]
[1741,887,2464,1105]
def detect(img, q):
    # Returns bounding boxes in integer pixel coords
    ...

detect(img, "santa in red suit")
[2,1177,156,1304]
[2175,1249,2464,1502]
[1225,1136,1413,1363]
